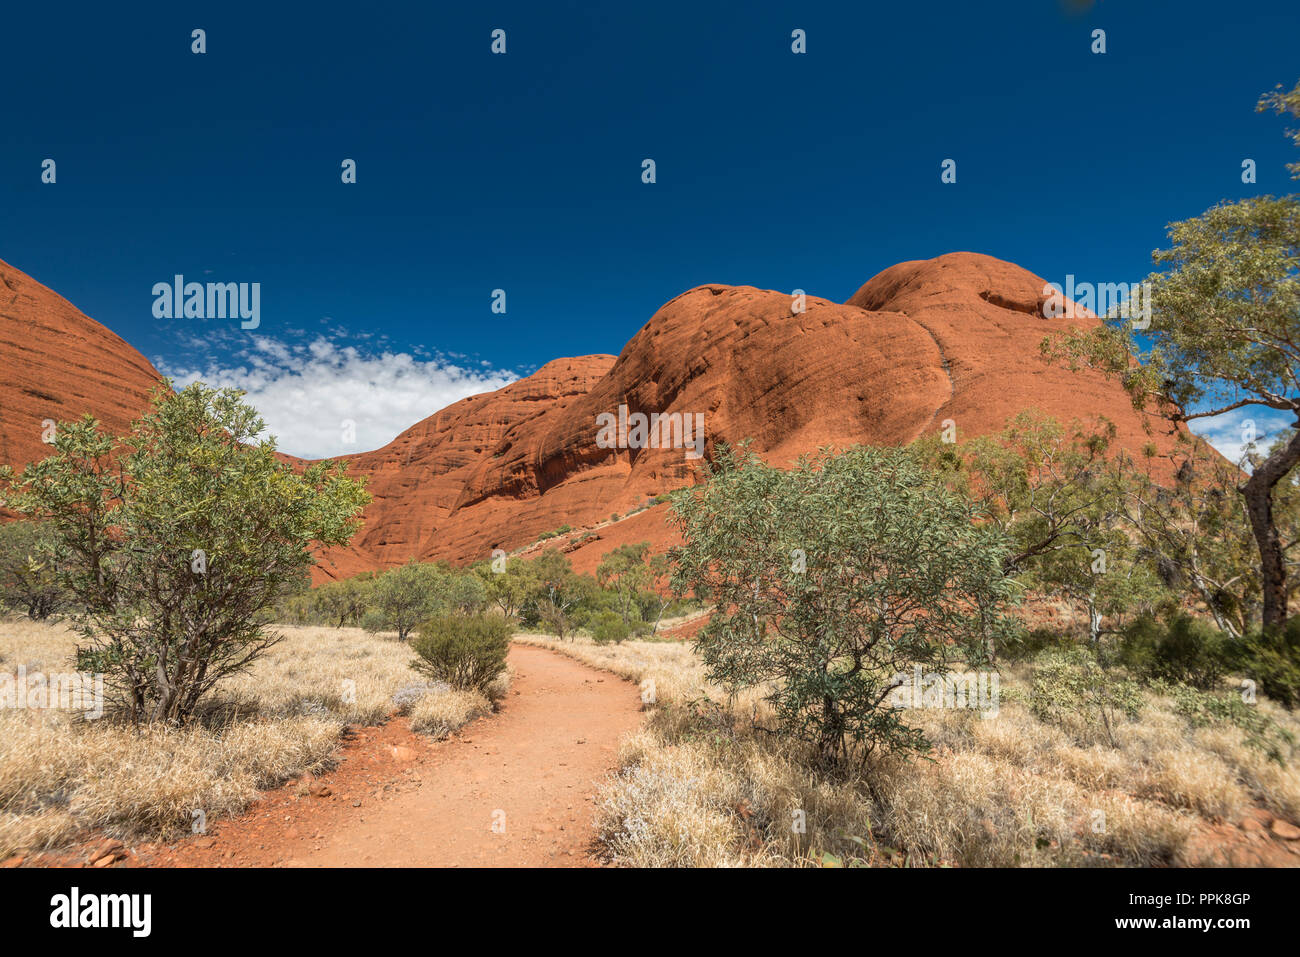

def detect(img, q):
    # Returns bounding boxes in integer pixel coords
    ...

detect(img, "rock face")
[0,258,163,474]
[845,253,1152,457]
[312,355,619,579]
[0,252,1182,579]
[317,252,1182,579]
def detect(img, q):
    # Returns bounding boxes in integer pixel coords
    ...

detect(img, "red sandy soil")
[10,645,643,869]
[1184,807,1300,867]
[5,642,1298,869]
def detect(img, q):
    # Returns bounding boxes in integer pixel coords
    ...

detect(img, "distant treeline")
[274,543,694,643]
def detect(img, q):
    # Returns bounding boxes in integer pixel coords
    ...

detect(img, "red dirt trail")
[137,645,643,868]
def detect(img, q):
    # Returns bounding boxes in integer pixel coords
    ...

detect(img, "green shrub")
[670,444,1018,765]
[0,519,69,620]
[1,383,369,725]
[1118,613,1232,689]
[1238,618,1300,709]
[1030,647,1143,747]
[589,610,630,644]
[1166,683,1296,762]
[1001,626,1068,662]
[411,614,511,692]
[365,562,456,640]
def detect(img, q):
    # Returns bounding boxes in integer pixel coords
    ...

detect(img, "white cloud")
[1187,406,1292,468]
[157,336,517,458]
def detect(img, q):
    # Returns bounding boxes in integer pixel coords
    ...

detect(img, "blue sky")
[2,0,1297,457]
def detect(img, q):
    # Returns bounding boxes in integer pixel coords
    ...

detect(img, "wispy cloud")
[156,335,516,458]
[1187,406,1293,467]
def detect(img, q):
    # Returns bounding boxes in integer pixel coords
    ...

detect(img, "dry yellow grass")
[520,633,1300,868]
[0,619,505,857]
[408,671,510,738]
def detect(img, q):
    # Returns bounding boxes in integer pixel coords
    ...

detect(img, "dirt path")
[135,644,643,868]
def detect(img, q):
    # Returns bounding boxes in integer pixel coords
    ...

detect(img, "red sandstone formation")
[0,258,163,475]
[0,252,1183,580]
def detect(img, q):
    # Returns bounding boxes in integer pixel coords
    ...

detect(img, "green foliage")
[269,561,490,636]
[915,409,1171,643]
[1038,83,1300,634]
[1238,617,1300,708]
[1118,613,1234,690]
[1258,78,1300,179]
[1167,683,1296,762]
[1113,435,1277,640]
[0,520,68,620]
[314,574,376,627]
[1042,189,1300,632]
[670,443,1018,765]
[368,561,443,639]
[411,614,511,692]
[447,566,488,614]
[588,610,630,644]
[471,548,605,637]
[527,549,595,639]
[596,542,664,629]
[1029,647,1143,747]
[1000,627,1072,662]
[473,556,534,620]
[0,383,370,724]
[1042,195,1300,429]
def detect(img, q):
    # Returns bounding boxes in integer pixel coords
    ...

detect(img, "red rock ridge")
[0,252,1183,581]
[0,257,163,475]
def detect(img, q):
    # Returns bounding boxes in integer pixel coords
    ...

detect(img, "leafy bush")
[1167,683,1296,762]
[1000,626,1068,662]
[1,383,369,724]
[0,519,68,620]
[366,562,452,640]
[1238,618,1300,708]
[670,444,1018,765]
[589,610,630,644]
[597,541,670,632]
[1030,647,1143,747]
[411,614,511,692]
[310,574,375,628]
[1118,612,1233,689]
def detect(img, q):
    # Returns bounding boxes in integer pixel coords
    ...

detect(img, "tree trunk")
[1087,593,1102,643]
[819,694,844,764]
[1240,424,1300,632]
